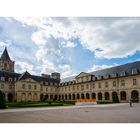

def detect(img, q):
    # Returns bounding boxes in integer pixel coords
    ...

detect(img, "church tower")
[0,47,15,72]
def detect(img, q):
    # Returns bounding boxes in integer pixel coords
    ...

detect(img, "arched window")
[105,92,110,100]
[120,91,126,100]
[98,93,102,100]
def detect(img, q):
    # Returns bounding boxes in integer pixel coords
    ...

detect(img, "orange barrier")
[76,99,96,102]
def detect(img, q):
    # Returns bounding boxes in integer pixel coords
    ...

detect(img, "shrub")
[0,90,7,109]
[97,101,113,104]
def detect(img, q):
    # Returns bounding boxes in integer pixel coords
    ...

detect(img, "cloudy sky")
[0,17,140,78]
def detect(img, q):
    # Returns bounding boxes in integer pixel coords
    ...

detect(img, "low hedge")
[97,101,113,104]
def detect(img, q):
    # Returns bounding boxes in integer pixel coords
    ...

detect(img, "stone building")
[0,48,140,102]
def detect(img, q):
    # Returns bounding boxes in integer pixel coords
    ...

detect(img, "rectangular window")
[113,81,116,87]
[81,85,84,90]
[9,85,12,89]
[98,83,101,88]
[93,83,95,89]
[77,85,79,90]
[46,87,48,91]
[28,84,31,89]
[86,84,89,89]
[1,83,4,89]
[69,86,71,91]
[73,86,75,91]
[133,79,137,85]
[22,84,25,89]
[105,82,108,88]
[34,85,37,90]
[121,80,125,86]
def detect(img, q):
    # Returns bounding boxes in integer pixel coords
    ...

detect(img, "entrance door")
[8,93,13,102]
[131,90,139,102]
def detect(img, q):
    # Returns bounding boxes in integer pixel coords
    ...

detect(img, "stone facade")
[0,48,140,102]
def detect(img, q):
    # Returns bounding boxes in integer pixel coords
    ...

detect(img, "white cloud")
[12,17,140,77]
[88,64,118,72]
[14,17,140,60]
[58,64,76,78]
[15,61,36,75]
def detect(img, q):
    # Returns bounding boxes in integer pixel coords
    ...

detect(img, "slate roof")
[0,47,11,61]
[61,61,140,83]
[90,61,140,78]
[0,70,20,80]
[0,70,60,84]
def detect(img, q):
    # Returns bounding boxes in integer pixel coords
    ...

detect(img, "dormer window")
[132,68,138,75]
[92,76,96,81]
[104,74,110,79]
[1,77,5,81]
[112,73,118,78]
[9,78,12,82]
[120,71,126,77]
[98,75,103,80]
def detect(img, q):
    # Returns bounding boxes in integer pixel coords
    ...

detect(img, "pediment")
[76,72,91,78]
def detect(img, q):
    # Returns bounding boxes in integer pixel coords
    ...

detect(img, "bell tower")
[0,47,15,72]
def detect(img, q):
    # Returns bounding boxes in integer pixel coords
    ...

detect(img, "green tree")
[0,90,7,109]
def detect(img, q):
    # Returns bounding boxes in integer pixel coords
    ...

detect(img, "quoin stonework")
[0,48,140,102]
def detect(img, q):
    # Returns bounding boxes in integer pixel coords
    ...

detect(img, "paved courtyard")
[0,103,140,123]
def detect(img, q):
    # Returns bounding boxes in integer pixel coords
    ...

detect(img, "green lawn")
[6,101,75,108]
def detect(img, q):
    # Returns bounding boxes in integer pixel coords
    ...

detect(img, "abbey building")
[0,48,140,102]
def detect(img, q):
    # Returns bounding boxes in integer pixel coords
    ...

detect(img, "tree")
[0,90,7,109]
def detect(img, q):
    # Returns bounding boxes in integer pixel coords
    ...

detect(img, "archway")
[72,94,75,100]
[8,93,13,102]
[81,93,85,99]
[86,93,90,99]
[44,94,48,101]
[40,94,44,101]
[112,92,119,103]
[77,94,80,99]
[131,90,139,102]
[58,95,61,101]
[50,95,53,100]
[92,93,96,99]
[33,93,37,101]
[105,92,110,100]
[28,93,32,101]
[98,93,102,100]
[62,95,64,100]
[69,94,71,100]
[54,95,57,100]
[120,91,127,100]
[65,94,67,100]
[21,93,26,101]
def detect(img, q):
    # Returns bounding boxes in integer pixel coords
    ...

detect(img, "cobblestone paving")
[0,103,140,123]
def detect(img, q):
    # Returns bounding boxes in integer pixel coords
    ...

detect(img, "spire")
[1,47,11,61]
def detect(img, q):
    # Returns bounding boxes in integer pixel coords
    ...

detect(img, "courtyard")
[0,103,140,123]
